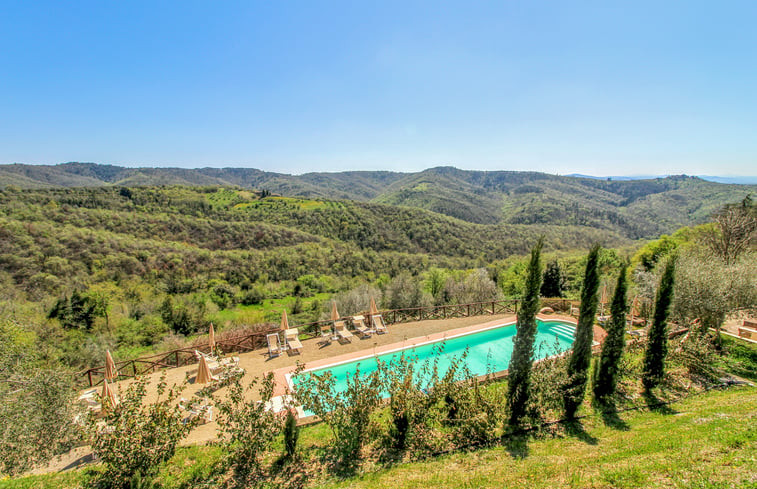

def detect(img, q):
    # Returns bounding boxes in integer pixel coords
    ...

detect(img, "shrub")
[284,409,300,460]
[214,373,283,484]
[239,287,264,306]
[333,284,382,316]
[670,333,720,383]
[295,364,382,463]
[0,319,82,476]
[377,351,448,453]
[88,375,192,488]
[527,340,569,424]
[445,374,504,448]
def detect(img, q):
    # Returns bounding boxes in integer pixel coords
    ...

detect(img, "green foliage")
[670,333,720,383]
[672,249,757,339]
[507,238,544,427]
[384,273,432,310]
[88,375,192,489]
[564,244,601,418]
[527,342,570,424]
[540,260,566,298]
[295,364,382,462]
[643,257,677,390]
[48,290,101,331]
[214,373,283,484]
[283,410,299,460]
[378,353,431,451]
[441,268,502,305]
[633,234,681,271]
[332,284,382,317]
[703,194,757,264]
[159,296,207,336]
[497,258,528,298]
[424,267,448,304]
[593,264,629,403]
[0,320,81,476]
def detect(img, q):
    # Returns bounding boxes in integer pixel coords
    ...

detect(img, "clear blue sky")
[1,1,756,176]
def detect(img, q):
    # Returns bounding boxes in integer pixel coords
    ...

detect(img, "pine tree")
[593,264,629,403]
[506,237,544,427]
[540,260,566,298]
[564,244,601,419]
[643,257,676,390]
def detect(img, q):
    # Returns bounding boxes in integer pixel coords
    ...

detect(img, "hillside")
[2,163,755,240]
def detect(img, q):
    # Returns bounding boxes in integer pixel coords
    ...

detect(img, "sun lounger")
[196,349,227,374]
[267,333,282,357]
[334,320,353,342]
[78,389,99,406]
[219,356,240,367]
[370,314,387,333]
[319,323,335,343]
[180,397,214,424]
[352,315,371,337]
[285,328,303,353]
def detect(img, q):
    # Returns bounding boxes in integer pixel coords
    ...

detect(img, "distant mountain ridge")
[568,173,757,184]
[1,162,755,240]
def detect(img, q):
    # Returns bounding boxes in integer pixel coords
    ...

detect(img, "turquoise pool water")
[291,320,576,402]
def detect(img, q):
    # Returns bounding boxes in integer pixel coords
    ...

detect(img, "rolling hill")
[1,162,755,240]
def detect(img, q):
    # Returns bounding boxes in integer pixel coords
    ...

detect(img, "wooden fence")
[77,299,521,387]
[78,329,279,388]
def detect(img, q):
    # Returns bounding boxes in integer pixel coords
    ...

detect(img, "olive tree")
[672,249,757,343]
[0,319,81,476]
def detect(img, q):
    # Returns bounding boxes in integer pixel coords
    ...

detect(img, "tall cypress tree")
[593,264,629,404]
[506,238,544,427]
[643,257,676,390]
[564,244,601,419]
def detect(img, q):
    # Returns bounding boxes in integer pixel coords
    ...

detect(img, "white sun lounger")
[352,315,371,337]
[285,328,303,353]
[267,333,282,357]
[370,314,387,334]
[334,320,353,342]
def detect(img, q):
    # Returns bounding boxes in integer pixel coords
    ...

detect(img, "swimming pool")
[290,319,576,402]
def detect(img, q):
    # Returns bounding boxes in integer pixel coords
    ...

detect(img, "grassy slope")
[323,386,757,489]
[4,386,755,489]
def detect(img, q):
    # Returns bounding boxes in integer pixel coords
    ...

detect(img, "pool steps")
[549,323,576,341]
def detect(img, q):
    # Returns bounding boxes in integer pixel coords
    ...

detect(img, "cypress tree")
[540,260,566,298]
[507,237,544,427]
[564,244,601,419]
[643,257,676,390]
[593,264,629,404]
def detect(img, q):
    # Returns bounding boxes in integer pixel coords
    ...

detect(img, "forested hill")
[1,163,755,239]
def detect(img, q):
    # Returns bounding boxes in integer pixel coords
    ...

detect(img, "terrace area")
[84,311,603,445]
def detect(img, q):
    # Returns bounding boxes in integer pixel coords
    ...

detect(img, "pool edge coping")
[271,314,580,401]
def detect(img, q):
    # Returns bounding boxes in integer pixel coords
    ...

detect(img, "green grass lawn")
[319,386,757,489]
[5,385,755,489]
